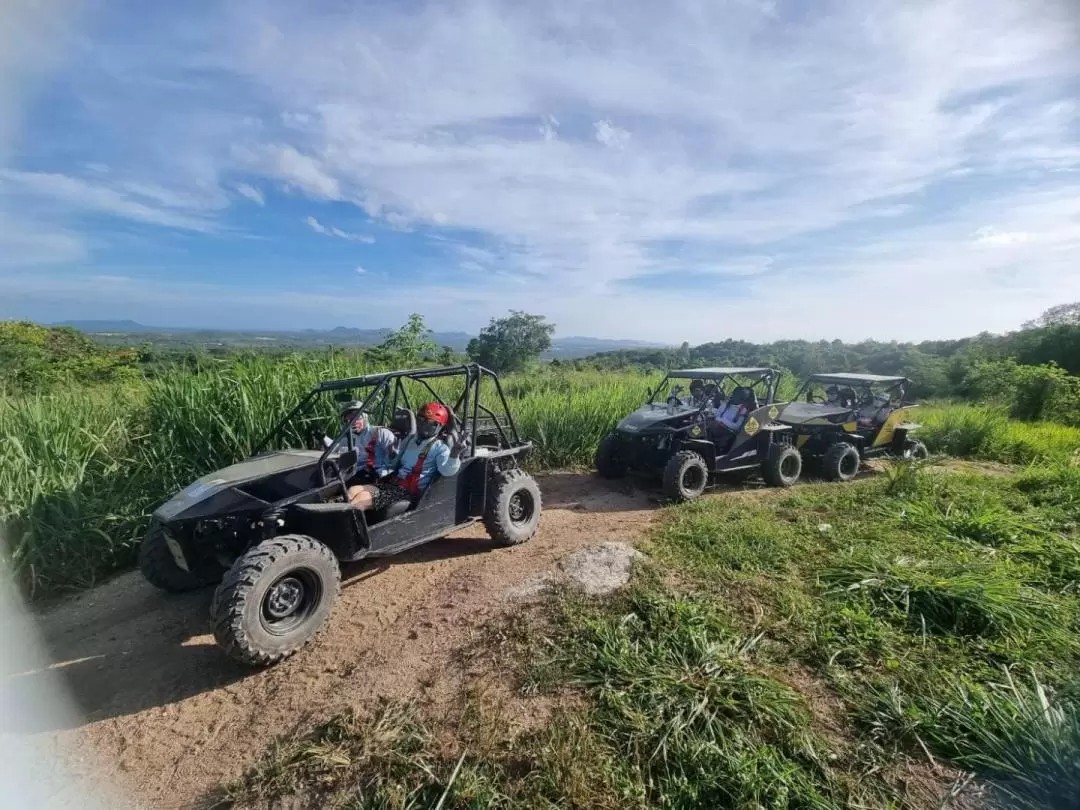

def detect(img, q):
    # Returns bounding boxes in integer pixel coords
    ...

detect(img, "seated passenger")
[346,401,465,511]
[325,402,397,479]
[709,388,752,446]
[686,379,705,407]
[858,394,892,427]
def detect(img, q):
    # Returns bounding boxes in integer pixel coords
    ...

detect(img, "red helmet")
[418,402,450,426]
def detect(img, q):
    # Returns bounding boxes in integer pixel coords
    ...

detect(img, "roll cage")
[253,363,527,466]
[647,367,782,409]
[795,373,912,407]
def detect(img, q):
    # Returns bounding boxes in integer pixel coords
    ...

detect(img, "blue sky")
[1,0,1078,343]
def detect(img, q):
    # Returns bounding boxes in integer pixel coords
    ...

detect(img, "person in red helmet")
[347,401,467,511]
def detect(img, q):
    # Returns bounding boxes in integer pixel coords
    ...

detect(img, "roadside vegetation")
[224,464,1080,809]
[3,310,1080,807]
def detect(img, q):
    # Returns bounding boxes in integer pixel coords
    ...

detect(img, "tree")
[467,311,555,372]
[1022,302,1080,329]
[377,313,437,364]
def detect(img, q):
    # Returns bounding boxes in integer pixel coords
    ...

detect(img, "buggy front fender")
[676,439,717,470]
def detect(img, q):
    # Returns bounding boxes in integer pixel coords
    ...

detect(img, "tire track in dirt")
[3,473,657,809]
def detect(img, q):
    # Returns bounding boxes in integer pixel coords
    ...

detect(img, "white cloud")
[3,0,1080,340]
[593,120,630,150]
[0,169,217,231]
[263,145,341,199]
[974,226,1033,246]
[353,264,366,274]
[305,215,375,242]
[235,183,265,205]
[0,214,87,267]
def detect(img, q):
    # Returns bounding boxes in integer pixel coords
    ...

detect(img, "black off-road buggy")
[778,372,928,481]
[594,367,802,502]
[138,363,542,666]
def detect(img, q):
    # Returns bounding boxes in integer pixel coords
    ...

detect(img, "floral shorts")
[369,479,412,511]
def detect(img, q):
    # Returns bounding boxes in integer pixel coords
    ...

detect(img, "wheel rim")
[261,569,322,636]
[839,451,859,477]
[780,454,800,479]
[508,489,536,526]
[681,464,705,492]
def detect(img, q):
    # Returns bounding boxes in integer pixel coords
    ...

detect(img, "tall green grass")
[3,361,1079,596]
[919,404,1080,465]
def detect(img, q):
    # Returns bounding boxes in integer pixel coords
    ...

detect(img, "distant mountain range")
[53,320,668,359]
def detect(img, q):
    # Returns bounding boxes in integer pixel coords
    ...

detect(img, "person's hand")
[449,429,469,459]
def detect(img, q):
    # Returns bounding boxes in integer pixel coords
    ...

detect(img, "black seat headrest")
[390,408,416,437]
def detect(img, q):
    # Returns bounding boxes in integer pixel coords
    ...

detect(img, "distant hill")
[50,320,668,359]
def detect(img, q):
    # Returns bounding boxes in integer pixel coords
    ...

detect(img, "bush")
[960,360,1080,426]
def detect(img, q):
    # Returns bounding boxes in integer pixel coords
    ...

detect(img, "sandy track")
[3,473,658,809]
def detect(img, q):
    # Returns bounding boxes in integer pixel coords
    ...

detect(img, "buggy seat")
[390,407,416,439]
[714,387,757,434]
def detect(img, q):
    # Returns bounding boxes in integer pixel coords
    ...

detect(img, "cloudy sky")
[1,0,1078,343]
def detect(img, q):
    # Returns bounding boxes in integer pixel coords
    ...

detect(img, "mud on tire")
[822,442,861,482]
[762,444,802,488]
[211,534,340,667]
[484,469,542,547]
[139,522,221,593]
[662,450,709,503]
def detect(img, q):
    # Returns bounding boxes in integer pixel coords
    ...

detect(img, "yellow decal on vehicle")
[690,424,703,437]
[768,406,779,420]
[744,416,760,436]
[843,421,858,433]
[874,407,910,447]
[797,434,810,448]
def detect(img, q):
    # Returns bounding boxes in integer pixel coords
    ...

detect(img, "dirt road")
[2,473,658,809]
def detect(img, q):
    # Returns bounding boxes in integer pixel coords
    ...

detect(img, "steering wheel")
[806,392,825,403]
[319,451,360,494]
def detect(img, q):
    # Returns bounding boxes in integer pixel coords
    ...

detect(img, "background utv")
[779,372,928,481]
[594,367,801,502]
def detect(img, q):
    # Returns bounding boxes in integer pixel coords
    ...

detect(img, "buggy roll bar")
[647,368,783,407]
[252,363,523,455]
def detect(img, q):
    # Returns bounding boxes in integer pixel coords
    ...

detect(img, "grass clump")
[821,556,1056,640]
[920,404,1080,465]
[860,672,1080,810]
[559,590,849,809]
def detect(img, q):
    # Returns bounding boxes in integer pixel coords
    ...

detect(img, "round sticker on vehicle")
[744,416,760,436]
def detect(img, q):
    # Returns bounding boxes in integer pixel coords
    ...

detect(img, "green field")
[3,348,1080,807]
[225,465,1080,809]
[3,356,1080,597]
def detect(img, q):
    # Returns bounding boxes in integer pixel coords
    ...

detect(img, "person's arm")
[431,441,462,477]
[375,429,397,476]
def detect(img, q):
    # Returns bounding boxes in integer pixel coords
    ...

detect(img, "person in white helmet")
[325,401,397,480]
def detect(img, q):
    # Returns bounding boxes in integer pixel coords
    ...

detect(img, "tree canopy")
[376,313,437,365]
[467,311,555,372]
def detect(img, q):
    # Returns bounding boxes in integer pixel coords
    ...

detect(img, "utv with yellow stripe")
[594,367,803,502]
[779,373,928,482]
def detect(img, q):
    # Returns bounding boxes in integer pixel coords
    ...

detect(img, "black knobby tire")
[822,442,861,482]
[211,534,341,667]
[662,450,709,503]
[485,469,542,547]
[139,522,220,593]
[904,439,929,461]
[595,433,626,479]
[763,444,802,488]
